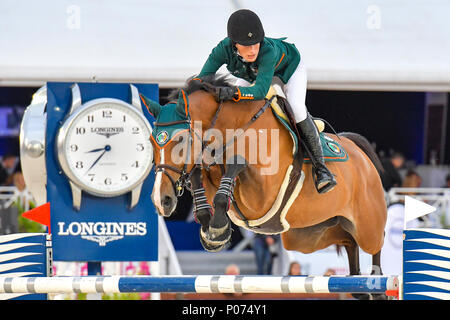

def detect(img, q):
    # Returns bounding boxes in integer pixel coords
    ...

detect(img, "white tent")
[1,0,449,91]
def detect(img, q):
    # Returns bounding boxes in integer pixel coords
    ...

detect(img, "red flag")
[22,202,51,233]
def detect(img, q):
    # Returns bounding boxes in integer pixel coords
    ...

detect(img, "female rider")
[198,9,336,193]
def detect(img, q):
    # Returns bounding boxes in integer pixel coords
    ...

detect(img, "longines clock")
[56,84,153,210]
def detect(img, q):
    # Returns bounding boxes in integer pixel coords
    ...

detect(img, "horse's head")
[141,90,193,217]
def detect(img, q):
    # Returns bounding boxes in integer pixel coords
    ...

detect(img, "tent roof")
[1,0,449,91]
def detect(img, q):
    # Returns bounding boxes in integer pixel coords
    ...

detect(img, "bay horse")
[141,75,387,299]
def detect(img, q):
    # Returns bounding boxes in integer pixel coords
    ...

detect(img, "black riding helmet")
[227,9,265,46]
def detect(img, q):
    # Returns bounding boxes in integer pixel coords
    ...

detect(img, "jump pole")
[0,275,398,295]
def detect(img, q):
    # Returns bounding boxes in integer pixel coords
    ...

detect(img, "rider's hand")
[215,86,238,102]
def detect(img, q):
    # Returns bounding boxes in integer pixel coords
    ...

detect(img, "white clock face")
[58,100,153,196]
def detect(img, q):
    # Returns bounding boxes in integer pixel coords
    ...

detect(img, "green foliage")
[101,293,142,300]
[76,293,87,300]
[14,200,45,233]
[18,215,45,233]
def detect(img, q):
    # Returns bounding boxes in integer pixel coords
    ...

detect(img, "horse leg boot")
[190,167,222,252]
[200,155,248,252]
[296,114,337,193]
[189,166,214,240]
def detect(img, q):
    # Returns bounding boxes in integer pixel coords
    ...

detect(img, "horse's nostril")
[162,196,173,208]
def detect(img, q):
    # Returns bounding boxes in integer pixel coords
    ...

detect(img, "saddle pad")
[304,133,348,163]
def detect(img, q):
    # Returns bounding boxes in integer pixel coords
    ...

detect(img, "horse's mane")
[167,74,235,101]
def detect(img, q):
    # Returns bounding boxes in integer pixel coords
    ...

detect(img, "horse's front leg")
[189,166,213,231]
[200,155,248,252]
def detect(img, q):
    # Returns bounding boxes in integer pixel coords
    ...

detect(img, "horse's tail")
[337,132,385,177]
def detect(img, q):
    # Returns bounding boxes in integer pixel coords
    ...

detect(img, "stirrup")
[312,167,337,194]
[317,179,337,194]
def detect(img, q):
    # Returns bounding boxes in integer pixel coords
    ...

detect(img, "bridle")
[153,92,274,199]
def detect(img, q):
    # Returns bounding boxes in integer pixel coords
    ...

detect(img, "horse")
[141,75,387,299]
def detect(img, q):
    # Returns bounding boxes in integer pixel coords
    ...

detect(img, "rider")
[197,9,336,193]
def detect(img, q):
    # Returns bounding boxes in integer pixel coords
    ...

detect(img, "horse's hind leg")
[370,250,388,300]
[200,155,248,252]
[344,240,360,276]
[344,242,371,300]
[345,243,388,300]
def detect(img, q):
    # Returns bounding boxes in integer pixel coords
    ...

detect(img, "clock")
[56,84,153,211]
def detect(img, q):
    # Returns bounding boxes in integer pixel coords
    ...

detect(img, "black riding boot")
[296,115,337,193]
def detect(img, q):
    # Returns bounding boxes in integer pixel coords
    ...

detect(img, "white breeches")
[234,58,308,123]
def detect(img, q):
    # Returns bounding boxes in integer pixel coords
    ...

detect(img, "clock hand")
[85,145,111,175]
[85,147,107,153]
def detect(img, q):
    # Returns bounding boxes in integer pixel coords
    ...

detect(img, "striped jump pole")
[0,275,399,295]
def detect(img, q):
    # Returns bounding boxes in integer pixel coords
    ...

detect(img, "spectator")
[12,172,26,191]
[253,234,279,275]
[443,174,450,188]
[0,154,18,185]
[402,170,422,189]
[398,169,422,197]
[380,152,405,191]
[324,268,336,276]
[225,263,240,276]
[224,264,243,298]
[288,261,302,275]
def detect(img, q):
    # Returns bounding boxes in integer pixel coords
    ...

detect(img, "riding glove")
[214,86,238,102]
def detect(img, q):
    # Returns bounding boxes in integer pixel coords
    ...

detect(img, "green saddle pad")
[304,133,349,163]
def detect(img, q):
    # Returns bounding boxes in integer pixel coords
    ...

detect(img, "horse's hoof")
[199,223,231,252]
[200,228,226,252]
[200,235,226,252]
[208,222,231,242]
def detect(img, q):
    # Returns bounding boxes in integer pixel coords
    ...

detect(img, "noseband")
[154,164,191,197]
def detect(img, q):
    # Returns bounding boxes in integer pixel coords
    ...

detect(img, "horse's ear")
[140,94,161,118]
[175,89,189,118]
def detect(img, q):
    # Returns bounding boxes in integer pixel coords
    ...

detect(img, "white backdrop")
[1,0,450,91]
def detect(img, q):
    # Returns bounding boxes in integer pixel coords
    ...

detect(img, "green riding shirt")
[198,37,301,101]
